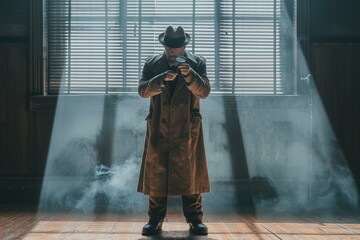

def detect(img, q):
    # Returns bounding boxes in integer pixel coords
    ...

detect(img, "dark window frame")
[30,0,310,98]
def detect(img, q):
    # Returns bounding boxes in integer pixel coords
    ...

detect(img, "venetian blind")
[46,0,295,94]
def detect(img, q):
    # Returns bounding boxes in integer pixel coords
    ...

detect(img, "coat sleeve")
[186,58,211,99]
[138,61,165,98]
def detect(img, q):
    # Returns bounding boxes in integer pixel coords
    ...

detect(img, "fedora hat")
[158,26,191,48]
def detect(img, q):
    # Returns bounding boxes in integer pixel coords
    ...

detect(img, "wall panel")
[0,43,28,174]
[310,43,360,184]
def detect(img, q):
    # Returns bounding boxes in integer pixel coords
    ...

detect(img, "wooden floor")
[1,205,360,240]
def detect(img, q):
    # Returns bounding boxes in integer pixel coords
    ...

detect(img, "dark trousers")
[148,194,203,223]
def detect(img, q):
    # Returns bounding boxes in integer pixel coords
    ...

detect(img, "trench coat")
[137,51,211,197]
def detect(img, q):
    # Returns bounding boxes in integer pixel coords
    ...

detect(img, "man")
[137,25,211,236]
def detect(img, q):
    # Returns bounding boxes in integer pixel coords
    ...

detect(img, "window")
[45,0,296,95]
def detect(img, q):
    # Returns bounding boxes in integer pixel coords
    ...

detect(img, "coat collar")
[153,51,166,63]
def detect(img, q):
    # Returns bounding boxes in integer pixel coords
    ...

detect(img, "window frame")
[30,0,310,100]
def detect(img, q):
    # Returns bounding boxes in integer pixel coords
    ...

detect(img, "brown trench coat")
[137,51,211,197]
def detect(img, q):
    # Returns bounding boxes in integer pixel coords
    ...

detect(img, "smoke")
[38,89,359,215]
[74,157,145,213]
[39,134,146,213]
[38,96,148,213]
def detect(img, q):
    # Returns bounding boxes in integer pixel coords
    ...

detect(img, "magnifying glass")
[176,56,187,64]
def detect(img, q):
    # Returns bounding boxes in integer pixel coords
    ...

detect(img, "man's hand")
[178,64,191,76]
[163,70,178,81]
[178,64,193,83]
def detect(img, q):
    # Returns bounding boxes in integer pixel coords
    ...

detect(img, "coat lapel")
[172,75,185,98]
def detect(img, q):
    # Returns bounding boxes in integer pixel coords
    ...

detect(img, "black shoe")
[142,220,163,236]
[189,220,208,235]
